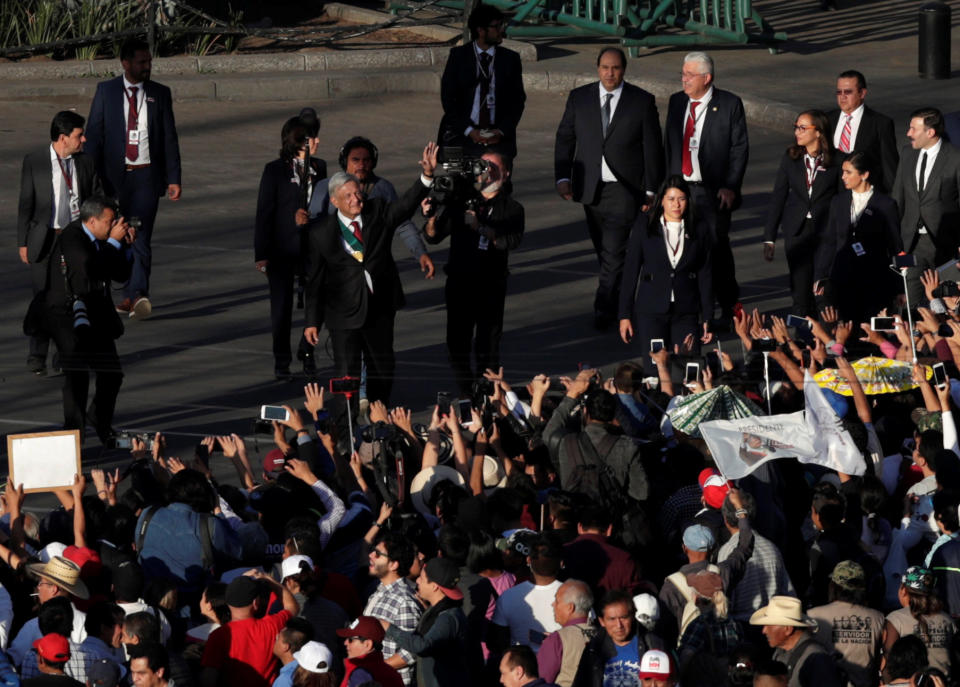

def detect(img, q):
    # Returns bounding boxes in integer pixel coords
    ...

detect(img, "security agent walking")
[555,47,664,330]
[255,113,326,380]
[40,197,135,443]
[18,111,102,376]
[303,143,439,405]
[85,37,181,320]
[423,152,524,395]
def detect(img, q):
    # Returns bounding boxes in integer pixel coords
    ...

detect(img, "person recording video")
[422,150,524,396]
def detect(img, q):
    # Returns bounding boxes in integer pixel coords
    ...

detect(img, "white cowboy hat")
[749,595,817,628]
[408,465,465,517]
[482,455,508,493]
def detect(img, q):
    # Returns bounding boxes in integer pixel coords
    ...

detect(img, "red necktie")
[838,114,852,153]
[126,86,139,162]
[350,220,363,244]
[681,101,700,177]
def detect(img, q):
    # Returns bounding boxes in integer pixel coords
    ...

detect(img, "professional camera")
[72,298,90,331]
[360,422,399,443]
[934,281,960,299]
[428,146,493,212]
[113,431,154,450]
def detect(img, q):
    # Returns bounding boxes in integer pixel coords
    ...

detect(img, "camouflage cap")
[902,566,936,595]
[911,408,943,433]
[830,560,865,590]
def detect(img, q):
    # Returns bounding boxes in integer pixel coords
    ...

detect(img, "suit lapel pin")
[146,96,155,103]
[711,106,717,111]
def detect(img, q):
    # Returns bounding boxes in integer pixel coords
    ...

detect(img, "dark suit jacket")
[85,76,181,197]
[664,88,749,200]
[618,213,713,323]
[303,178,429,331]
[814,190,901,281]
[555,81,664,204]
[254,157,327,261]
[438,43,526,158]
[890,142,960,250]
[941,111,960,149]
[43,221,132,339]
[17,149,101,262]
[763,152,841,244]
[827,106,899,193]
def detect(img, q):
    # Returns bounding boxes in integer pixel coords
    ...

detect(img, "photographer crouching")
[38,196,135,443]
[422,150,524,396]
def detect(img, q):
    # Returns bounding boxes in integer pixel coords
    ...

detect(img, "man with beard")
[422,150,524,394]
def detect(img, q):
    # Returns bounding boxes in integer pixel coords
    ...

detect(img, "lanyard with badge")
[687,101,707,152]
[477,49,495,110]
[57,157,80,221]
[127,87,144,147]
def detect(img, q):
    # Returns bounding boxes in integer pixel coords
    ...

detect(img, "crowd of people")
[12,4,960,687]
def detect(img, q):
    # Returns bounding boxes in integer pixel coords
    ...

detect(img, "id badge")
[688,137,699,149]
[478,235,490,251]
[68,195,80,221]
[486,93,495,107]
[128,130,140,144]
[851,241,866,257]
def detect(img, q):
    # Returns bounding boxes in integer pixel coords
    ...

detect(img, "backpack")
[667,564,726,642]
[563,432,653,552]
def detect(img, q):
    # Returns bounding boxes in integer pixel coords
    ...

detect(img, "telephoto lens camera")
[72,298,90,331]
[428,146,493,213]
[127,216,142,229]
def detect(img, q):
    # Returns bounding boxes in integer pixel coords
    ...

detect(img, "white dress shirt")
[48,144,77,229]
[663,218,684,302]
[467,43,496,134]
[599,82,624,183]
[682,86,713,183]
[916,138,942,192]
[122,76,150,165]
[832,103,865,151]
[850,187,874,225]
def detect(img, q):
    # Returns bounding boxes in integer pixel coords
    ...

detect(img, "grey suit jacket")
[17,149,101,262]
[890,141,960,249]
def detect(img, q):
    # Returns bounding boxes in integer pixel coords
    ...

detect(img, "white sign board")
[6,431,81,493]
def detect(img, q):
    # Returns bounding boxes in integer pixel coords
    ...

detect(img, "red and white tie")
[838,114,852,153]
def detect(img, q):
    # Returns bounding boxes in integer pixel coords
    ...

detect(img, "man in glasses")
[362,532,421,686]
[437,3,526,159]
[336,616,403,687]
[826,70,898,192]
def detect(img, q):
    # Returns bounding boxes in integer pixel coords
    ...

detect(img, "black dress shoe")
[275,367,294,381]
[27,357,46,376]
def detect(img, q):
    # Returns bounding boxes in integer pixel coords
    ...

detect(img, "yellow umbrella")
[813,356,932,396]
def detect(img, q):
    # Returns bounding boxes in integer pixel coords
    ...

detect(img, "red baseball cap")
[33,634,70,662]
[262,449,287,475]
[63,545,103,579]
[698,468,731,510]
[335,616,385,643]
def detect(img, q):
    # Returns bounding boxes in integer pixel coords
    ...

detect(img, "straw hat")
[482,455,508,492]
[26,556,90,600]
[748,595,817,628]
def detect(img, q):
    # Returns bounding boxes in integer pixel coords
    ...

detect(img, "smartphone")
[260,405,290,422]
[753,338,778,352]
[871,316,896,332]
[329,376,360,394]
[786,314,810,329]
[114,435,133,449]
[939,323,954,338]
[894,254,916,268]
[548,376,564,390]
[650,339,665,353]
[933,362,948,389]
[457,399,473,426]
[801,349,812,368]
[684,363,700,385]
[437,392,452,417]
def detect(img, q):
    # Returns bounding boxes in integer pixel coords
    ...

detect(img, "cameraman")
[41,196,134,443]
[541,369,649,503]
[422,151,524,395]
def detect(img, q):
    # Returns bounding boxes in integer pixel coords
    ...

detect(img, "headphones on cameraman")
[338,136,379,172]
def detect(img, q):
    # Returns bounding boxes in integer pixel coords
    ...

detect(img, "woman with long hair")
[815,150,902,323]
[619,175,714,364]
[762,109,841,317]
[884,566,954,673]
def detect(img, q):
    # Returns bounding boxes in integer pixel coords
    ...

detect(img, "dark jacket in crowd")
[570,627,665,687]
[386,597,472,687]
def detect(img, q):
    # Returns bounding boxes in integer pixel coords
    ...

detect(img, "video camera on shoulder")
[429,146,492,211]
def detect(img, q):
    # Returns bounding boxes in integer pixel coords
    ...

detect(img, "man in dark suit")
[555,47,664,329]
[86,37,182,320]
[302,143,439,404]
[890,107,960,303]
[664,52,748,326]
[826,70,898,193]
[41,197,135,442]
[18,111,102,376]
[438,4,526,160]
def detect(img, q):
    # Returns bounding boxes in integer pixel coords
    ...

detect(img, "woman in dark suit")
[254,113,327,380]
[618,176,714,362]
[815,151,902,323]
[762,110,841,317]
